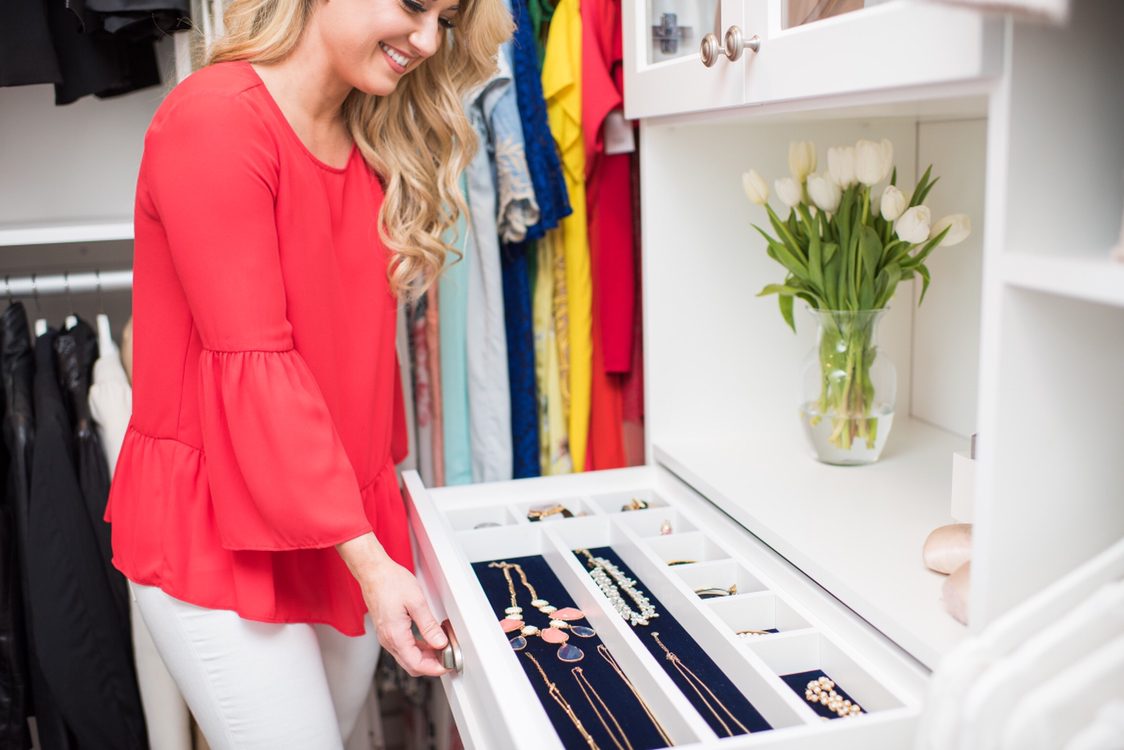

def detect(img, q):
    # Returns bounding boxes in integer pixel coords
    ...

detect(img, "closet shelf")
[1002,254,1124,308]
[0,218,134,247]
[654,417,970,670]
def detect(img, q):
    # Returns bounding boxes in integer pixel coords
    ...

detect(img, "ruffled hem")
[106,426,413,636]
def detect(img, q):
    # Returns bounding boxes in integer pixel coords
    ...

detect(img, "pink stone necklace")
[488,561,597,662]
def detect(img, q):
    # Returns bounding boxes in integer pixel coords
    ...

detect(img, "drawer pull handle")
[441,619,463,673]
[723,26,760,62]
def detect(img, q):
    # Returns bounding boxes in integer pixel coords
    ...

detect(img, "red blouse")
[107,61,412,636]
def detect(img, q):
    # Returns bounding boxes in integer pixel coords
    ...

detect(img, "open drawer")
[403,466,928,750]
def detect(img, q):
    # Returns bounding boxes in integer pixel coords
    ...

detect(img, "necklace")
[578,550,659,627]
[572,667,633,750]
[524,653,601,750]
[597,645,674,746]
[651,632,750,737]
[489,561,595,662]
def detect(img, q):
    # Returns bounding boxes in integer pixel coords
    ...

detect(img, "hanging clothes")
[581,0,630,469]
[0,304,31,750]
[464,62,514,483]
[408,294,437,488]
[0,304,72,750]
[439,178,473,486]
[55,318,128,629]
[89,314,193,750]
[542,0,593,473]
[425,287,446,487]
[0,0,61,87]
[510,0,570,240]
[88,314,131,473]
[29,328,147,749]
[533,241,570,474]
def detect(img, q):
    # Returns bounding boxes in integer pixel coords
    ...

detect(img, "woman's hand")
[337,532,449,677]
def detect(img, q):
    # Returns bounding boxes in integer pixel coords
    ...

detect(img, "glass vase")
[800,309,897,466]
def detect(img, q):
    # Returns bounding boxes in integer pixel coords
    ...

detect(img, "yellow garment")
[533,240,571,475]
[542,0,592,473]
[550,230,570,417]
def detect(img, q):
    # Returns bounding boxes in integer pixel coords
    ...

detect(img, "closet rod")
[2,269,133,297]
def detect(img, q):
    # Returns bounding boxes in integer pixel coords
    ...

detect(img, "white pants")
[131,583,380,750]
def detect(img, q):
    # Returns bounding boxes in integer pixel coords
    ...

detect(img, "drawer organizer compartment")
[407,467,926,749]
[707,592,812,638]
[747,631,904,721]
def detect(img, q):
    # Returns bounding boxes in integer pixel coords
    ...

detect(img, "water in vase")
[799,402,894,466]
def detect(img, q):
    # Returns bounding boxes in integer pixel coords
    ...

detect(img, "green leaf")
[912,227,949,266]
[798,206,825,296]
[910,165,933,207]
[916,176,940,207]
[823,250,841,310]
[779,293,796,332]
[918,263,932,305]
[859,226,882,285]
[823,242,839,266]
[876,262,901,308]
[767,204,808,267]
[890,166,897,186]
[757,283,805,297]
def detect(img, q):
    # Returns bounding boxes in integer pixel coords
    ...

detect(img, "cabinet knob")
[723,26,760,62]
[700,32,723,67]
[440,619,463,673]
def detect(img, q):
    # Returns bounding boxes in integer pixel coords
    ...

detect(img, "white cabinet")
[415,3,1124,748]
[624,0,1002,119]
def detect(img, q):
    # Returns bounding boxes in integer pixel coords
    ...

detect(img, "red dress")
[106,61,412,636]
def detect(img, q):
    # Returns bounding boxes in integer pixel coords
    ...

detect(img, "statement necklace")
[577,549,659,627]
[489,561,595,662]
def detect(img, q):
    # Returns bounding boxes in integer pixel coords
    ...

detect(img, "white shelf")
[0,218,134,247]
[654,417,970,670]
[1001,254,1124,309]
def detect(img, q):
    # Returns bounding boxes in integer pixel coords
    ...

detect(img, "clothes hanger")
[94,270,115,351]
[64,272,78,330]
[32,274,48,337]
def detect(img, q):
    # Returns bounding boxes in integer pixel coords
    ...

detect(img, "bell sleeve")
[140,88,372,551]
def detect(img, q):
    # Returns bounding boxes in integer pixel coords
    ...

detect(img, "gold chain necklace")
[524,652,601,750]
[597,645,674,746]
[651,632,750,737]
[572,667,632,750]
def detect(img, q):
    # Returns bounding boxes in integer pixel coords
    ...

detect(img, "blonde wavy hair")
[205,0,512,299]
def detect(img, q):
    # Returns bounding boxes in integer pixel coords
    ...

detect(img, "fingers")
[378,606,449,678]
[406,594,449,650]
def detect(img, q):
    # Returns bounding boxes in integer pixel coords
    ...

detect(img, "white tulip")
[775,177,803,209]
[788,141,816,182]
[806,173,842,214]
[855,138,894,186]
[742,170,769,206]
[827,146,856,188]
[880,185,908,222]
[931,214,971,246]
[895,205,932,244]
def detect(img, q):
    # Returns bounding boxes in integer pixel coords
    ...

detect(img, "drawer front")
[403,466,928,749]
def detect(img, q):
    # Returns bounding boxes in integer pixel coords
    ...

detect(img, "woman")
[104,0,510,745]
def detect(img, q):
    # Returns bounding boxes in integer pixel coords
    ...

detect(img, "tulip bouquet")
[743,139,970,458]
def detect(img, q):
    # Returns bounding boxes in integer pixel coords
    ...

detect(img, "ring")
[620,498,649,512]
[693,585,737,598]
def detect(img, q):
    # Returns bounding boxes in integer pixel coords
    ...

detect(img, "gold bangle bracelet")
[666,559,697,567]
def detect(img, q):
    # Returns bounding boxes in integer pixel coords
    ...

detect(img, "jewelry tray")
[404,465,928,750]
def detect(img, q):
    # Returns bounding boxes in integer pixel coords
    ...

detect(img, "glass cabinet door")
[646,0,720,64]
[782,0,898,28]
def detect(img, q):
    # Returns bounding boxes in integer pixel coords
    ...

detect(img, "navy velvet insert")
[780,670,864,721]
[577,547,773,737]
[472,555,672,750]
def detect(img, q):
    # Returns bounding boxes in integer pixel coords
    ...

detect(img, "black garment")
[28,329,147,750]
[0,331,30,748]
[44,0,162,106]
[54,320,128,630]
[0,0,62,87]
[1,305,72,750]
